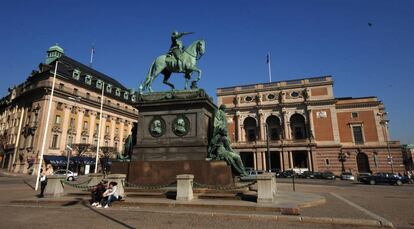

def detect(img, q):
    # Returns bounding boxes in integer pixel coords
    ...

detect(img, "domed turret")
[45,43,64,64]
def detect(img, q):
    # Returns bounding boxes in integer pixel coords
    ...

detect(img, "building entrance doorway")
[240,152,254,170]
[357,152,371,173]
[264,151,281,170]
[292,151,308,169]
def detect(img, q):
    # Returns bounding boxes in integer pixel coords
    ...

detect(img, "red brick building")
[217,76,404,175]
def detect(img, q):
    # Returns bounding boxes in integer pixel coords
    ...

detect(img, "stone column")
[282,111,290,140]
[110,117,116,146]
[118,120,125,153]
[279,151,284,171]
[100,115,107,144]
[307,151,313,171]
[176,174,194,201]
[75,109,85,143]
[59,106,71,150]
[88,112,96,144]
[307,108,315,139]
[235,112,241,142]
[256,173,277,203]
[289,151,294,169]
[258,110,265,141]
[253,151,257,170]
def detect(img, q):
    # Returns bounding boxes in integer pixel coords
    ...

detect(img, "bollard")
[256,173,277,203]
[44,175,66,198]
[88,173,104,187]
[107,174,127,198]
[176,174,194,201]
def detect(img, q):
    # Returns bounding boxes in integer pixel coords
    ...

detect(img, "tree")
[71,143,91,173]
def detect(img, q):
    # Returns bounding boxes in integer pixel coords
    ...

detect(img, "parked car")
[357,172,372,182]
[279,170,296,178]
[300,171,316,179]
[361,172,408,186]
[240,170,265,181]
[53,169,78,181]
[319,171,336,180]
[270,168,282,177]
[340,172,355,181]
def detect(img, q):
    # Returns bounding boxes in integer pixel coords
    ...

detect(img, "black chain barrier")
[61,178,95,191]
[125,181,177,190]
[192,181,256,191]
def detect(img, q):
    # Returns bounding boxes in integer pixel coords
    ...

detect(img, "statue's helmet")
[219,104,226,110]
[172,31,179,36]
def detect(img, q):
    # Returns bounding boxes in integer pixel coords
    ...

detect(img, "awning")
[71,156,96,165]
[43,155,96,166]
[43,155,67,166]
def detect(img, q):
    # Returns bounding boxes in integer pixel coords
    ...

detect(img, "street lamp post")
[338,148,347,173]
[67,96,81,176]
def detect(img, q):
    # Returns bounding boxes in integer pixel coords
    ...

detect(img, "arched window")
[243,117,257,141]
[290,114,307,140]
[266,115,281,140]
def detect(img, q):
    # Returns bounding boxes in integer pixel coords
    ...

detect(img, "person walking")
[39,163,54,198]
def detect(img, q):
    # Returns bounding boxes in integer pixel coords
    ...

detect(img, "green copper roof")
[48,44,64,53]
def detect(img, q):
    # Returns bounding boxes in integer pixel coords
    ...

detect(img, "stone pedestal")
[107,174,126,198]
[125,90,234,186]
[124,160,233,186]
[176,174,194,201]
[44,175,65,198]
[257,173,277,203]
[88,173,104,187]
[133,90,216,161]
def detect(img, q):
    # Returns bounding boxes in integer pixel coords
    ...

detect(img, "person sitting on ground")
[97,181,120,208]
[90,180,107,206]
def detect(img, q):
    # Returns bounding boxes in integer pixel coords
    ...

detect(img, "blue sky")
[0,1,413,143]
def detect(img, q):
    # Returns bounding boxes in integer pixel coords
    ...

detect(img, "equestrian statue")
[139,31,205,93]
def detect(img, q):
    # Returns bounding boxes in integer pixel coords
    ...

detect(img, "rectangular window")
[105,126,109,134]
[81,137,87,144]
[352,126,364,144]
[55,115,61,124]
[325,159,330,165]
[95,124,99,133]
[115,128,119,135]
[86,93,90,99]
[351,112,358,118]
[59,83,64,90]
[83,121,88,130]
[73,88,78,95]
[51,134,59,148]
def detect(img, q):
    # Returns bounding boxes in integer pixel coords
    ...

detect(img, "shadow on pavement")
[80,198,135,229]
[23,179,35,190]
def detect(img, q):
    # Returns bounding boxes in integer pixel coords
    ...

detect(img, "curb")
[10,198,392,228]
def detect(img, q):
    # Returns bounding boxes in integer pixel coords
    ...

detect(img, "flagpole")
[95,82,104,173]
[35,61,58,190]
[267,52,272,83]
[89,44,95,68]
